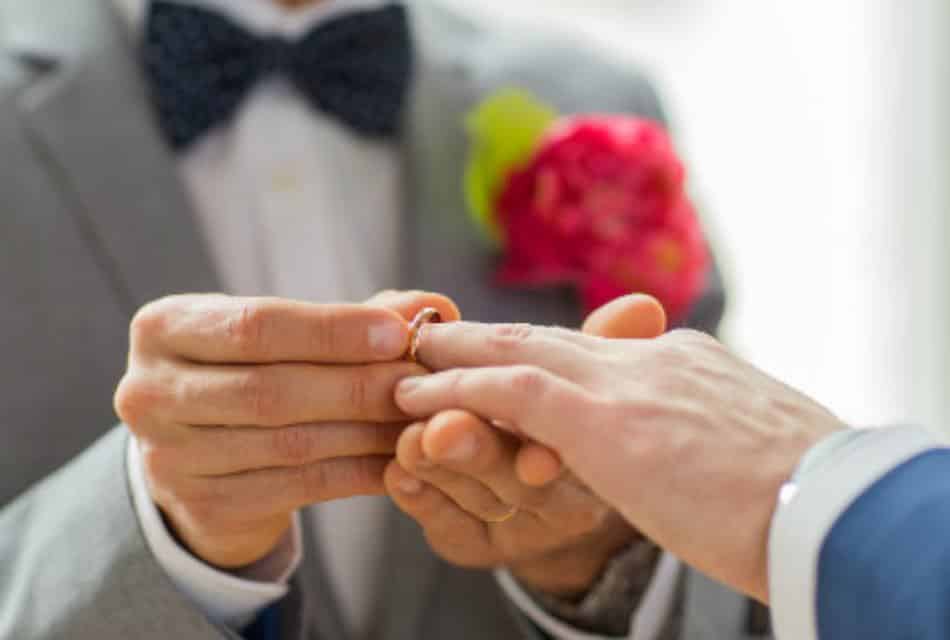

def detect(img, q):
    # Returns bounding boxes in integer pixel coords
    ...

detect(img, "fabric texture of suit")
[817,449,950,639]
[0,1,741,638]
[769,426,950,640]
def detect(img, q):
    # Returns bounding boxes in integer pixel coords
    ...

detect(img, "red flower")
[493,116,709,321]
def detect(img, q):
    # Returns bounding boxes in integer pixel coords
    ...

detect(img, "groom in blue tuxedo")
[0,1,731,639]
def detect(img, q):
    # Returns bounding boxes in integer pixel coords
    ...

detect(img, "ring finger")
[396,422,520,523]
[162,422,406,476]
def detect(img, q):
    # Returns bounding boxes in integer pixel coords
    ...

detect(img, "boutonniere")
[464,90,710,322]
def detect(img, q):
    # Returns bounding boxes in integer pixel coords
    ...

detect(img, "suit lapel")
[10,0,220,312]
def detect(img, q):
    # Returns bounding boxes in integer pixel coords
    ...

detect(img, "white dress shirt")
[116,2,675,638]
[769,426,940,640]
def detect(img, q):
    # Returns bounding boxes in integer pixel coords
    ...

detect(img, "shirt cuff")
[126,436,303,629]
[495,552,681,640]
[768,426,940,640]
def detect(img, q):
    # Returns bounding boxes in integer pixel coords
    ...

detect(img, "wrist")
[512,516,639,598]
[520,541,677,637]
[160,505,294,570]
[749,421,852,601]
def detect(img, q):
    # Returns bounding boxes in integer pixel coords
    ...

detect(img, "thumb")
[582,294,667,340]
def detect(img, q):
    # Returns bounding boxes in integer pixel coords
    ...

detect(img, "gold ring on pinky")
[485,505,519,524]
[407,307,442,363]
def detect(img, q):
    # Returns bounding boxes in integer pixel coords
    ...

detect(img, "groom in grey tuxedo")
[0,0,746,639]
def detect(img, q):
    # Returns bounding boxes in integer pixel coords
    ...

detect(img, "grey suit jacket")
[0,1,748,638]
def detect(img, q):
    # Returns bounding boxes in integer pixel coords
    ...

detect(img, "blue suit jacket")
[818,450,950,638]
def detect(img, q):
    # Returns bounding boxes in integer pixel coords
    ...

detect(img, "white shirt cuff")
[495,552,681,640]
[126,436,303,629]
[768,426,940,640]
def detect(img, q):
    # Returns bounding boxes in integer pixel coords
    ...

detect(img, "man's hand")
[394,298,845,601]
[386,411,638,596]
[114,291,459,569]
[384,295,668,596]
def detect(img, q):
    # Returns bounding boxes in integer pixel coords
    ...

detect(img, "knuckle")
[439,369,466,404]
[488,323,535,352]
[238,370,283,425]
[129,299,171,347]
[114,373,161,427]
[308,310,340,357]
[271,425,315,464]
[509,366,549,397]
[227,302,269,357]
[344,370,373,415]
[667,329,718,350]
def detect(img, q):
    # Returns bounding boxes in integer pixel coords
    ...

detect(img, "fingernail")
[441,432,479,463]
[399,476,423,494]
[398,376,424,396]
[369,320,406,356]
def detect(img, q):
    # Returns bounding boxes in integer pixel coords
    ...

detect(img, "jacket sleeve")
[769,426,946,640]
[0,427,252,639]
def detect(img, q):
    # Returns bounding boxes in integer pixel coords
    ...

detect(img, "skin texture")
[114,289,664,598]
[114,290,459,569]
[395,297,846,602]
[386,296,669,596]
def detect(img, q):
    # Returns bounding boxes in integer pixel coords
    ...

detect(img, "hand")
[114,290,459,569]
[384,296,668,596]
[394,300,845,602]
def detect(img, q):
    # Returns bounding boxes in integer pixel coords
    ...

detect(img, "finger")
[161,456,391,524]
[396,367,593,449]
[396,422,517,522]
[420,411,597,526]
[515,294,667,482]
[515,443,564,488]
[134,295,409,364]
[365,290,463,324]
[420,411,531,505]
[162,422,406,476]
[489,296,665,485]
[582,294,668,339]
[149,361,425,427]
[414,322,600,380]
[384,461,497,567]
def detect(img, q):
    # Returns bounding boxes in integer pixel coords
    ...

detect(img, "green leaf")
[464,89,558,243]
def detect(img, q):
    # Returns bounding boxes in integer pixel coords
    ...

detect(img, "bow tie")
[142,1,413,151]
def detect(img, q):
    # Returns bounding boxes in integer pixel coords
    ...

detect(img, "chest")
[178,79,405,302]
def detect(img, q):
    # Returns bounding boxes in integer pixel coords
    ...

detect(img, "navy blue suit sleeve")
[818,450,950,639]
[242,603,282,640]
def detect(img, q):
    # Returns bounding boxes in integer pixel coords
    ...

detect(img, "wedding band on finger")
[484,505,519,524]
[407,307,442,363]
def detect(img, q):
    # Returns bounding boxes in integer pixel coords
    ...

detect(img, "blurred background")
[454,0,950,435]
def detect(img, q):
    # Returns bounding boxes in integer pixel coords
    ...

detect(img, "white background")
[452,0,950,434]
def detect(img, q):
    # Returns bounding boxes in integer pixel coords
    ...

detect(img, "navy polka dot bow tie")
[143,1,413,151]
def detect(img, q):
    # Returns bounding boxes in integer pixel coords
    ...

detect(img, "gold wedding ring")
[407,307,442,363]
[485,505,519,525]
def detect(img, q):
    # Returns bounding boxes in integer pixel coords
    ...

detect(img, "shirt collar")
[113,0,396,38]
